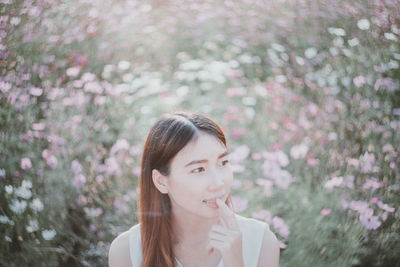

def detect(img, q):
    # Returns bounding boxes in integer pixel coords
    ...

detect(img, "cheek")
[223,170,234,185]
[169,177,204,199]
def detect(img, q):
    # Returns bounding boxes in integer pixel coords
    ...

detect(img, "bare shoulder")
[257,224,280,267]
[108,230,132,267]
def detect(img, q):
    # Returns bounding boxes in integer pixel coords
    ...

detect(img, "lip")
[203,195,225,203]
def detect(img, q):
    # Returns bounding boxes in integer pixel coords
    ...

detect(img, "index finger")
[216,198,239,229]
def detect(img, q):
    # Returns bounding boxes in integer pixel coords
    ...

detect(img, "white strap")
[129,224,142,267]
[236,214,268,267]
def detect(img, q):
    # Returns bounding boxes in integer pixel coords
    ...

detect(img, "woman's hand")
[206,198,244,267]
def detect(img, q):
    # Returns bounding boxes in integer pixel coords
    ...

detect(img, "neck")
[171,209,219,248]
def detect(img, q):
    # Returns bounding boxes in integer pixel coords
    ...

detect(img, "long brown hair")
[138,111,233,267]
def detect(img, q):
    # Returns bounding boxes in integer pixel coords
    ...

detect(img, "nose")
[208,170,225,191]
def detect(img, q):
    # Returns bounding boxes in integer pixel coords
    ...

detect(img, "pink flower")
[381,212,388,221]
[89,224,97,232]
[273,170,293,189]
[320,208,331,216]
[110,139,130,155]
[129,146,142,157]
[97,230,105,238]
[92,208,103,217]
[230,128,247,139]
[105,157,122,177]
[71,160,83,175]
[230,145,250,164]
[369,197,378,203]
[353,75,366,88]
[255,178,274,197]
[231,196,248,213]
[347,158,359,167]
[132,166,141,177]
[251,209,272,223]
[113,198,130,214]
[349,200,369,212]
[362,178,382,191]
[376,201,395,212]
[226,87,246,98]
[251,152,262,160]
[66,67,81,77]
[359,208,381,230]
[84,81,103,94]
[20,158,32,170]
[307,157,319,166]
[278,240,287,249]
[324,176,343,192]
[32,123,45,131]
[29,87,43,96]
[73,174,86,189]
[360,152,376,173]
[382,144,393,153]
[76,195,87,206]
[307,103,318,116]
[272,216,290,238]
[94,95,107,105]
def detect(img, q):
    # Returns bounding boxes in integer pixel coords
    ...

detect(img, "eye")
[191,167,205,174]
[221,159,230,166]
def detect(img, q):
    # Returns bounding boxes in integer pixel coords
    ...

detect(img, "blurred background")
[0,0,399,266]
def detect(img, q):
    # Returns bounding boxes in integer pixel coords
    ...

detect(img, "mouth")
[202,196,225,208]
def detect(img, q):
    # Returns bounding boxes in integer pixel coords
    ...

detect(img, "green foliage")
[0,0,399,266]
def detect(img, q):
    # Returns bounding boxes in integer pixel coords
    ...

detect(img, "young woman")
[108,112,280,267]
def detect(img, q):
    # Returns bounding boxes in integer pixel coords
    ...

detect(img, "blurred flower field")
[1,0,399,266]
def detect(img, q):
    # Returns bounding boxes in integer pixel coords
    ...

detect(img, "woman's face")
[164,132,233,219]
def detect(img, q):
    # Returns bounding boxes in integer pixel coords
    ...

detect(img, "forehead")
[172,132,226,164]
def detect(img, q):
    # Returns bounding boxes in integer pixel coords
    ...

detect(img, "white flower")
[329,47,339,56]
[9,199,27,214]
[295,56,305,65]
[15,186,32,199]
[275,150,290,167]
[66,67,80,77]
[348,38,360,47]
[26,219,39,233]
[328,27,346,36]
[333,37,344,47]
[230,145,250,164]
[0,168,5,178]
[179,59,203,71]
[305,47,318,59]
[242,97,256,106]
[5,185,13,194]
[328,132,338,141]
[5,236,12,242]
[42,229,56,240]
[22,180,32,189]
[271,43,285,52]
[118,60,131,70]
[357,19,370,30]
[0,215,10,224]
[276,75,287,83]
[384,33,398,41]
[290,143,309,159]
[30,198,44,212]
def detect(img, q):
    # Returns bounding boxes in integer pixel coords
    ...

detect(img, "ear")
[152,169,169,194]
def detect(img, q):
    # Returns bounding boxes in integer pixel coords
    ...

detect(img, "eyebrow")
[184,151,231,168]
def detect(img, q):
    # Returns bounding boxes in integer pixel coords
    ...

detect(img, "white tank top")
[128,214,269,267]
